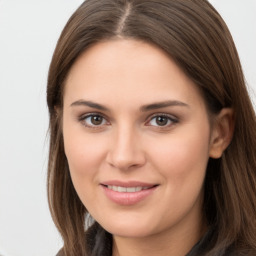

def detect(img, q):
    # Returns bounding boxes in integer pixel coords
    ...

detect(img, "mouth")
[102,185,157,193]
[100,181,159,205]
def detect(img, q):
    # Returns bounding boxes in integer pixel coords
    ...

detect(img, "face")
[62,39,214,240]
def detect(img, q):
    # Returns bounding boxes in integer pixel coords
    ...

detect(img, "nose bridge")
[107,122,145,170]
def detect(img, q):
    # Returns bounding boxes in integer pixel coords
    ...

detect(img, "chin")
[107,226,155,238]
[99,216,159,238]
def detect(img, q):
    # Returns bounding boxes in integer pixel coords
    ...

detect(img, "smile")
[107,185,151,193]
[101,182,158,205]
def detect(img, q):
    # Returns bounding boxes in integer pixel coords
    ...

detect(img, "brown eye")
[147,114,178,127]
[81,114,108,127]
[91,115,103,125]
[155,116,168,126]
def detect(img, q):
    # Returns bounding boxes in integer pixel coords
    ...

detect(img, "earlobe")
[209,108,234,159]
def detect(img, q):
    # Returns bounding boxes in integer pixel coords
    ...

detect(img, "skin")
[62,39,233,256]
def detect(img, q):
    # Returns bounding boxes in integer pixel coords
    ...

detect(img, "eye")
[80,114,108,127]
[146,114,178,127]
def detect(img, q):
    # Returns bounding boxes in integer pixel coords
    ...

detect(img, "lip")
[101,180,156,187]
[100,180,158,206]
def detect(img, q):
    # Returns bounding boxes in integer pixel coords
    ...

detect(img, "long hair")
[47,0,256,255]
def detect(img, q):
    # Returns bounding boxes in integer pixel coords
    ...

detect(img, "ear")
[209,108,234,159]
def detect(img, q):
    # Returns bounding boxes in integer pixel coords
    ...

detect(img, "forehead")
[64,39,205,110]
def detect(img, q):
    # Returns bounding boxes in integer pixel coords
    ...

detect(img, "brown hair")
[47,0,256,255]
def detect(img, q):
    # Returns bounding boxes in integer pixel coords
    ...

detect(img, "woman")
[47,0,256,255]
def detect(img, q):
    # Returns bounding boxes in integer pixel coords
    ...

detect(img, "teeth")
[127,187,136,192]
[118,186,126,192]
[107,185,150,192]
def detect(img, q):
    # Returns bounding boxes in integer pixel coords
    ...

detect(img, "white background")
[0,1,255,255]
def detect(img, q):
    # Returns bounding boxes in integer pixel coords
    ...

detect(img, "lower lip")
[101,185,157,206]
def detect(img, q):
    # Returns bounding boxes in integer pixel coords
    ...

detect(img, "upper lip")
[100,180,158,187]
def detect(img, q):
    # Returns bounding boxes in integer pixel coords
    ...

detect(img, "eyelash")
[78,113,109,129]
[78,113,178,129]
[145,113,178,128]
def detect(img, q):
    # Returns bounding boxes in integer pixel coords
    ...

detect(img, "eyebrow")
[140,100,189,112]
[70,99,189,111]
[70,100,109,111]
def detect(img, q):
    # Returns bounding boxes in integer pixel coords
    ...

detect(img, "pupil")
[156,116,168,126]
[92,116,103,125]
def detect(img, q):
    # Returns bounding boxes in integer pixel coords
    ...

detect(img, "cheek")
[144,127,210,227]
[62,122,108,195]
[149,126,210,188]
[63,133,108,212]
[64,136,103,173]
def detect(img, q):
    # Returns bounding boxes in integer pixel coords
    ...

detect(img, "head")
[47,0,256,255]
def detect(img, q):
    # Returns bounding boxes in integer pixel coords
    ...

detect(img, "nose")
[106,125,146,171]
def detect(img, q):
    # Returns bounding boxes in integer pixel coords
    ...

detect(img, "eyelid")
[77,112,178,129]
[145,113,178,127]
[78,112,110,128]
